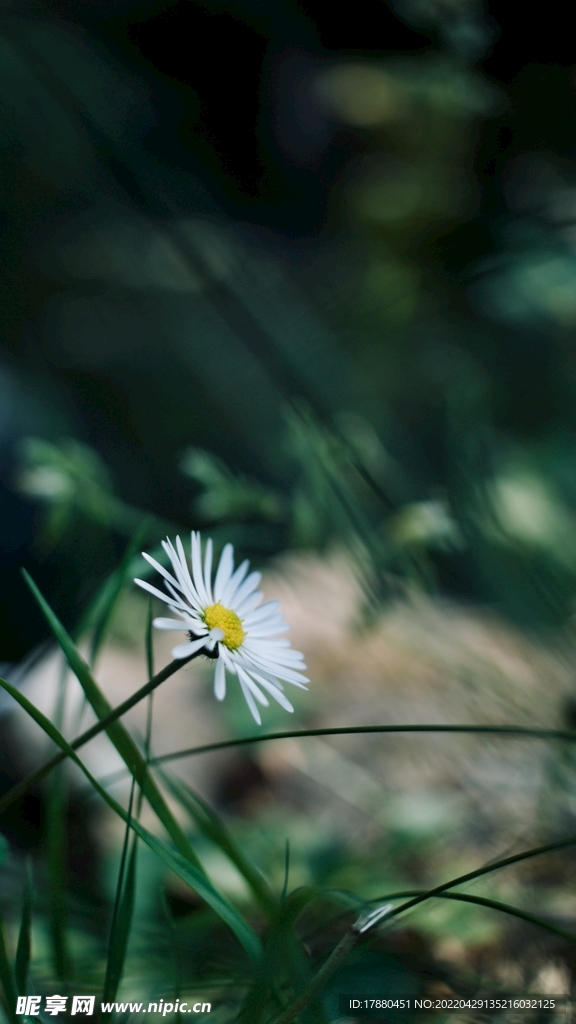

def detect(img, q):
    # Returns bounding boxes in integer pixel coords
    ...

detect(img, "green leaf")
[0,674,262,965]
[269,850,576,1024]
[103,778,139,1005]
[237,887,320,1024]
[15,862,32,997]
[46,766,71,982]
[85,522,151,666]
[153,721,576,766]
[358,889,576,946]
[0,650,197,821]
[159,770,276,916]
[144,599,154,762]
[0,906,17,1024]
[384,833,576,926]
[21,570,202,870]
[161,894,182,1001]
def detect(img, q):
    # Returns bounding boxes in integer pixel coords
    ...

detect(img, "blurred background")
[4,0,576,1014]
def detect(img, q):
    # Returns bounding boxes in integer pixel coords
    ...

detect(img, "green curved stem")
[268,929,358,1024]
[0,652,198,816]
[266,836,576,1024]
[362,890,576,945]
[383,832,576,925]
[152,723,576,765]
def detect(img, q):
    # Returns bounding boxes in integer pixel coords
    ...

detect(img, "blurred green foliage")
[2,0,575,637]
[4,0,576,1018]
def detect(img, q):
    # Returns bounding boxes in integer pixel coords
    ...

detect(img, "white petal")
[229,572,261,612]
[237,675,262,724]
[214,543,234,601]
[214,657,226,700]
[241,643,305,667]
[246,671,294,713]
[237,667,269,707]
[245,623,291,638]
[134,578,174,605]
[141,552,180,592]
[203,538,214,603]
[242,641,307,665]
[190,532,209,606]
[242,654,309,685]
[244,637,305,655]
[163,538,203,611]
[164,579,191,608]
[243,601,281,626]
[169,535,199,608]
[219,645,238,674]
[243,661,309,692]
[163,536,189,584]
[171,636,208,659]
[247,634,291,651]
[235,590,263,618]
[244,612,285,631]
[221,558,250,605]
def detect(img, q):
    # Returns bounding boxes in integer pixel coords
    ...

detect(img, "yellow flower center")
[203,602,246,650]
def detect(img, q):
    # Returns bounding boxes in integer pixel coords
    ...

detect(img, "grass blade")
[237,888,320,1024]
[8,711,576,823]
[383,836,576,926]
[269,841,576,1024]
[0,674,262,964]
[0,906,17,1024]
[281,841,290,903]
[355,889,576,945]
[46,766,71,982]
[103,777,138,1005]
[159,770,276,915]
[87,523,151,667]
[145,598,154,684]
[15,861,32,996]
[144,599,154,764]
[0,652,198,819]
[152,723,576,764]
[21,570,202,869]
[162,894,182,1005]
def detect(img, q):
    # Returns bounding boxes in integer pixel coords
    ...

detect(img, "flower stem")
[268,929,358,1024]
[0,651,201,815]
[152,722,576,765]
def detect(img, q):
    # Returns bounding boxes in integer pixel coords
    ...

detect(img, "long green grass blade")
[21,570,202,869]
[153,723,576,764]
[145,598,154,684]
[0,674,262,964]
[268,843,576,1024]
[159,770,276,915]
[237,888,319,1024]
[46,766,71,982]
[15,861,32,996]
[144,599,154,764]
[6,716,576,823]
[269,929,357,1024]
[281,841,290,903]
[86,523,150,666]
[162,893,182,1005]
[0,652,196,819]
[103,777,138,1005]
[384,835,576,925]
[0,906,17,1024]
[354,889,576,945]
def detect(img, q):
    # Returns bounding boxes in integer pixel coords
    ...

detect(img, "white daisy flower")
[134,532,309,724]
